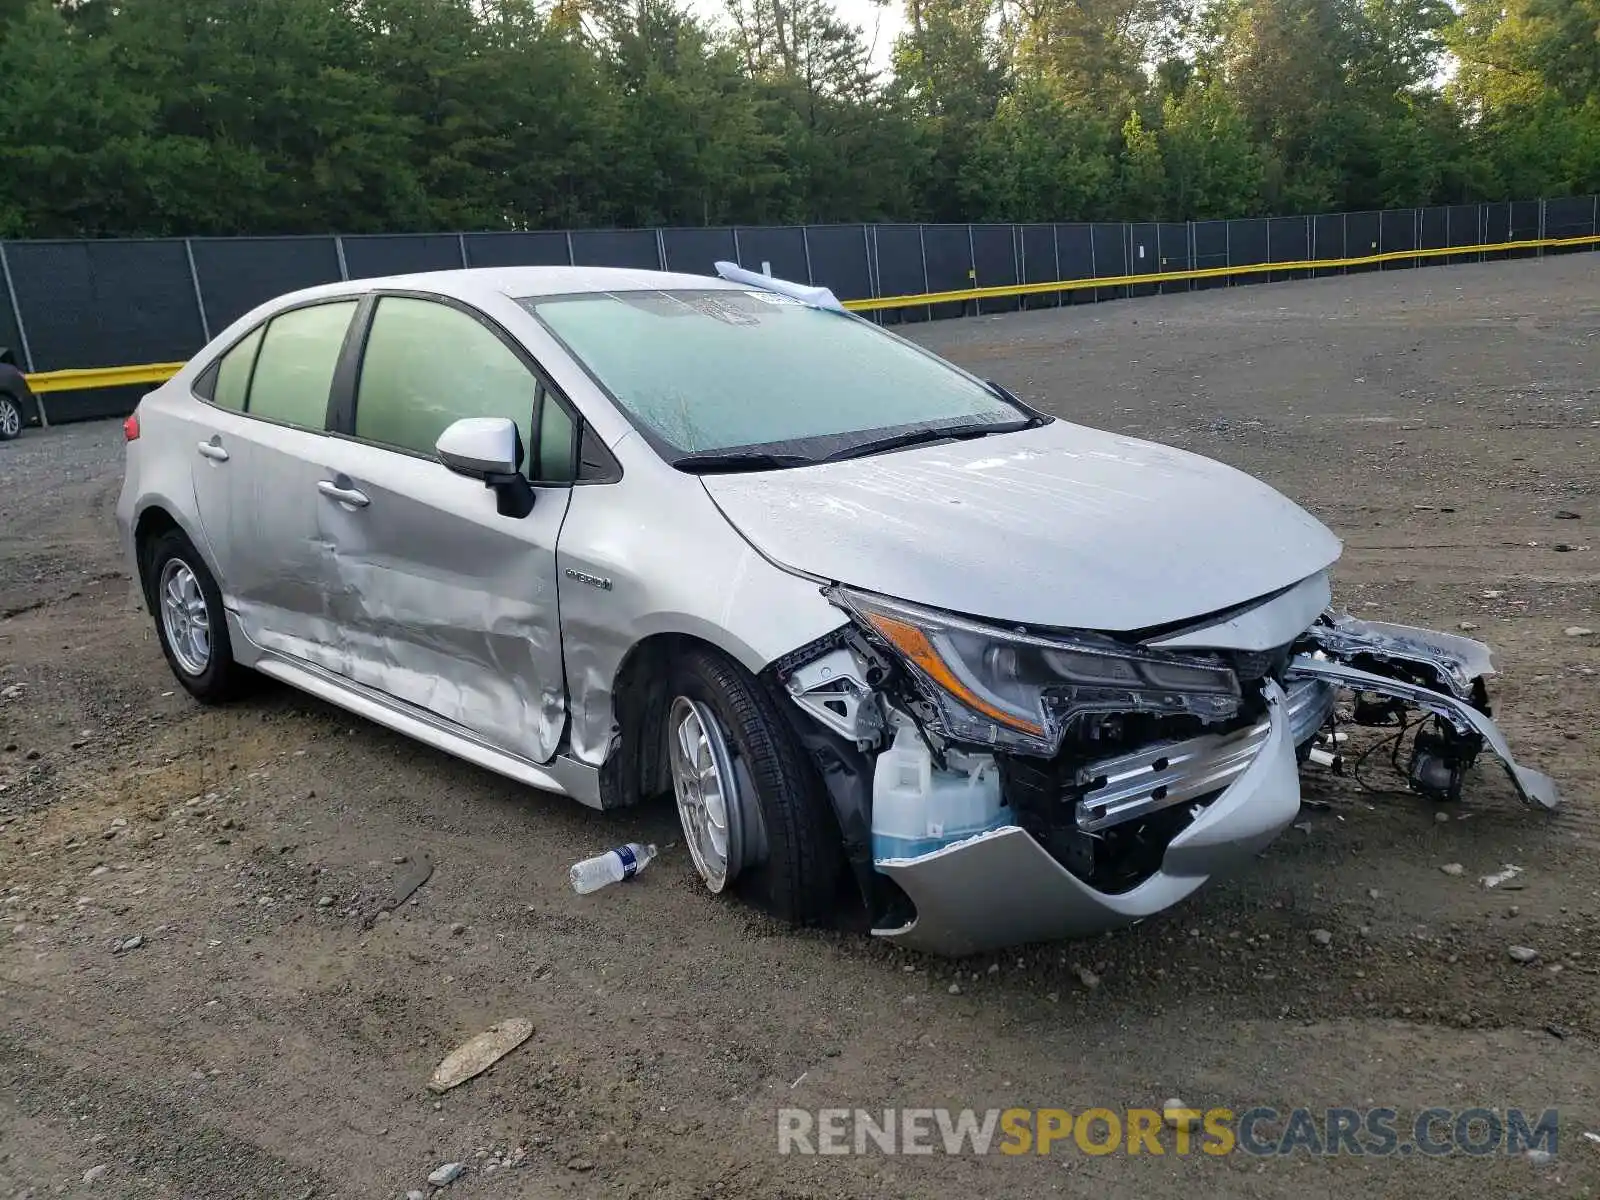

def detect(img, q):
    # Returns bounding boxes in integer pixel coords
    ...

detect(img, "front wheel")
[666,647,842,925]
[0,394,22,441]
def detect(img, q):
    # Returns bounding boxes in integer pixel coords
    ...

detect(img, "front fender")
[555,463,849,771]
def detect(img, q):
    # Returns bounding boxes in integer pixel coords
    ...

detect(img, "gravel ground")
[1,255,1597,1198]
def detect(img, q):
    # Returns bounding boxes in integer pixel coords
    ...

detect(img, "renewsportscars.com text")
[776,1106,1559,1158]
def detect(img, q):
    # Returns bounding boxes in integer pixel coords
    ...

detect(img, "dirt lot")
[2,256,1597,1198]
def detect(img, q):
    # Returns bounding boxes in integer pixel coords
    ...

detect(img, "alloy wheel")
[159,558,211,676]
[668,695,749,893]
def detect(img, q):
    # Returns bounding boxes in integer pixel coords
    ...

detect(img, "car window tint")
[536,390,576,482]
[355,297,535,463]
[247,302,357,429]
[211,325,264,412]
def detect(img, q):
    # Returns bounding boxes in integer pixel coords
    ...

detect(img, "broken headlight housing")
[831,587,1243,754]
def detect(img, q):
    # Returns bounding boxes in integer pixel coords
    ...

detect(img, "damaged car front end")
[770,580,1560,957]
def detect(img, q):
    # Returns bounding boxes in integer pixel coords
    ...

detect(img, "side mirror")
[437,416,522,477]
[435,417,535,518]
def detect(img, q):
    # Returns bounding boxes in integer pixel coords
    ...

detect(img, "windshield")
[519,289,1024,459]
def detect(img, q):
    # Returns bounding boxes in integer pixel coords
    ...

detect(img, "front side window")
[535,387,576,482]
[247,301,358,428]
[521,289,1022,460]
[354,296,536,462]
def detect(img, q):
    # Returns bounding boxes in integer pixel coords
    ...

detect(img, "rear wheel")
[0,394,22,441]
[144,528,246,703]
[666,647,842,924]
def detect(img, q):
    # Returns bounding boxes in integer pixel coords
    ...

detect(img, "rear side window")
[246,301,358,429]
[355,297,535,461]
[210,325,264,412]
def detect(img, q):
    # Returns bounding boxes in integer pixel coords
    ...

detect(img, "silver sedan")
[116,265,1559,955]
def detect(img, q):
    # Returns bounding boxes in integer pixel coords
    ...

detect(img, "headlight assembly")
[831,587,1243,753]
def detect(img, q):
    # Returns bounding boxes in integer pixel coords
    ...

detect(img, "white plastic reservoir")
[871,719,1008,862]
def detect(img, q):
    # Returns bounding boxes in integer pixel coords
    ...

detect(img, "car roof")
[308,265,739,304]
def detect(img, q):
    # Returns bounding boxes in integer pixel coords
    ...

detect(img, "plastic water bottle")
[569,843,658,894]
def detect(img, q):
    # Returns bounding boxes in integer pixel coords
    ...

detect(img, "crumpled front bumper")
[873,679,1303,957]
[869,617,1561,957]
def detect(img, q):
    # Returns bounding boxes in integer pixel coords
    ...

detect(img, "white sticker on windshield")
[743,290,803,305]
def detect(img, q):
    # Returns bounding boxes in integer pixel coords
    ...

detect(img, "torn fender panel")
[1302,612,1495,701]
[1285,654,1560,811]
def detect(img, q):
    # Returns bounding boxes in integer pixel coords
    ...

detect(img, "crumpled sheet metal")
[554,464,852,771]
[1285,654,1560,811]
[1148,570,1332,653]
[875,680,1301,955]
[1306,611,1496,701]
[229,449,571,766]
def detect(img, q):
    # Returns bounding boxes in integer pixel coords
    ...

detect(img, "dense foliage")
[1,0,1596,237]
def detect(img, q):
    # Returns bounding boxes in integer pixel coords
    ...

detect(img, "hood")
[700,420,1343,633]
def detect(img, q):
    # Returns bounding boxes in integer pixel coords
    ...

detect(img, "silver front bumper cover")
[873,679,1302,957]
[1075,676,1334,833]
[868,622,1559,957]
[1284,653,1560,811]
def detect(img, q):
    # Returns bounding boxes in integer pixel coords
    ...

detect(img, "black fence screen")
[464,231,572,269]
[660,227,735,276]
[872,224,927,322]
[7,195,1597,421]
[569,229,659,270]
[0,258,23,361]
[809,226,873,302]
[734,227,808,283]
[342,234,463,280]
[190,236,344,332]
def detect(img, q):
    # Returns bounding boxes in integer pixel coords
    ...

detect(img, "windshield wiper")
[819,421,1027,464]
[670,450,816,474]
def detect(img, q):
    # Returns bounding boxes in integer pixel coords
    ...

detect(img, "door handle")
[317,480,370,508]
[196,440,229,462]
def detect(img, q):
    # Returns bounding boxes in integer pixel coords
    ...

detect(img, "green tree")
[966,82,1117,220]
[1116,111,1166,219]
[1158,87,1264,218]
[0,0,1592,240]
[0,0,159,237]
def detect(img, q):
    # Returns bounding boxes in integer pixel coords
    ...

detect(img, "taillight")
[123,412,140,441]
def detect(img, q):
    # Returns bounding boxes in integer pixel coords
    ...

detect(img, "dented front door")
[313,436,573,763]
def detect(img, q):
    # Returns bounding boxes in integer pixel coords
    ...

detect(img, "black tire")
[142,528,247,703]
[0,394,22,441]
[668,646,843,925]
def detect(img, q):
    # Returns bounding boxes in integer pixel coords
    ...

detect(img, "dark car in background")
[0,348,42,440]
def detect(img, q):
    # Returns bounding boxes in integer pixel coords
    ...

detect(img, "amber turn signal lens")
[863,610,1046,737]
